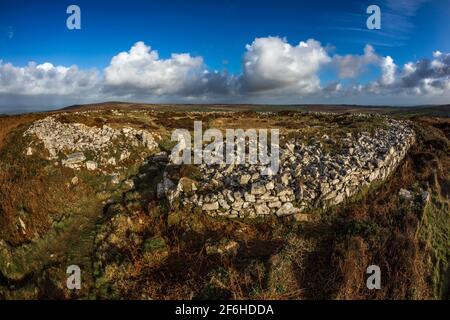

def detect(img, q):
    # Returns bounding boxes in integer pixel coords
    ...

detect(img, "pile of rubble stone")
[24,114,159,171]
[161,117,415,219]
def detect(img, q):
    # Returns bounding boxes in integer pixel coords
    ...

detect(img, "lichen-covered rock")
[202,202,219,211]
[276,202,301,217]
[255,203,270,215]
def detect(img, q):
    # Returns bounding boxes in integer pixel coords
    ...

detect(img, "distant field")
[58,102,450,117]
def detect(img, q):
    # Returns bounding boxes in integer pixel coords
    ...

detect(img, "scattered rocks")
[107,157,116,165]
[26,112,415,221]
[24,114,159,171]
[399,188,431,205]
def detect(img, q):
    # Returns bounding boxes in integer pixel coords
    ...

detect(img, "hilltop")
[0,103,448,299]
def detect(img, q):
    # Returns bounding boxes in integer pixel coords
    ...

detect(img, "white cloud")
[433,50,442,58]
[103,41,231,97]
[104,41,202,94]
[332,45,398,87]
[0,61,99,96]
[333,45,380,79]
[398,51,450,94]
[337,49,450,102]
[0,39,449,110]
[240,37,331,94]
[380,56,397,86]
[401,62,416,76]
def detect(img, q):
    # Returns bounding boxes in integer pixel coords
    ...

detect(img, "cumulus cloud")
[398,52,450,94]
[0,60,100,111]
[0,38,449,110]
[103,41,232,98]
[0,61,99,96]
[332,44,398,87]
[380,56,397,86]
[103,41,202,95]
[240,37,331,94]
[335,50,450,103]
[433,50,442,58]
[333,45,380,79]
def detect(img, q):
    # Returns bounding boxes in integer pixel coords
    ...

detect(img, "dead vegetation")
[94,116,447,300]
[0,108,448,300]
[327,117,449,299]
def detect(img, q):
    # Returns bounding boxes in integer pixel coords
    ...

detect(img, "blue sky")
[1,0,449,111]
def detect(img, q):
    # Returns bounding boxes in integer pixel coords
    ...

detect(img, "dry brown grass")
[327,118,449,300]
[0,114,41,150]
[1,110,448,300]
[0,114,87,246]
[111,117,448,300]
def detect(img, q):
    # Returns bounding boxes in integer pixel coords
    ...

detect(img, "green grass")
[143,236,167,253]
[158,136,177,153]
[418,195,450,299]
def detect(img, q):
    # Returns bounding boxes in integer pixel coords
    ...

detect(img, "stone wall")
[164,117,415,218]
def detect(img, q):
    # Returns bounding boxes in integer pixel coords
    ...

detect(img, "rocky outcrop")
[24,114,160,170]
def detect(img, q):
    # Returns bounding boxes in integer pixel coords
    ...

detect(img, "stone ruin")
[159,117,416,219]
[23,114,160,171]
[22,112,416,220]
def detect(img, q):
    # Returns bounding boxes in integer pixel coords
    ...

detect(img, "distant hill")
[58,102,450,117]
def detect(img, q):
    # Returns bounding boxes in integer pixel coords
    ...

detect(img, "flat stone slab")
[64,152,86,164]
